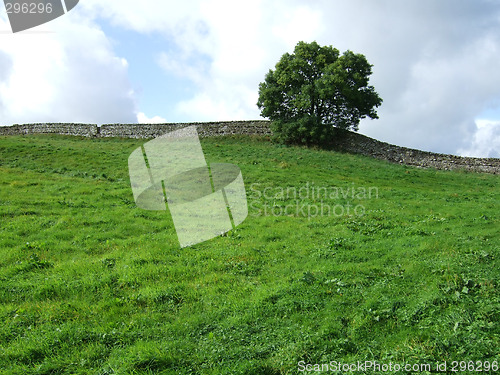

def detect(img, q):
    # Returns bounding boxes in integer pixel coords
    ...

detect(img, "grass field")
[0,134,498,374]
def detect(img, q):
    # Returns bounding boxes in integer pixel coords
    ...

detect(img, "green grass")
[0,134,498,374]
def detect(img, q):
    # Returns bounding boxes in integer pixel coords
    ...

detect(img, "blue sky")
[100,22,200,123]
[1,0,500,157]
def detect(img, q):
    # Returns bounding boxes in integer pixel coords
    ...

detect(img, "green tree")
[257,41,383,145]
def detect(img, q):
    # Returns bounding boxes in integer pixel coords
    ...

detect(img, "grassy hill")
[0,134,498,374]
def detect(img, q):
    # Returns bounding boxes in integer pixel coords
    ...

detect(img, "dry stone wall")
[0,121,498,174]
[0,123,98,137]
[0,121,270,138]
[98,121,271,138]
[332,130,500,174]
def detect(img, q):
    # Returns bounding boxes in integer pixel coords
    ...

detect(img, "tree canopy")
[257,41,383,145]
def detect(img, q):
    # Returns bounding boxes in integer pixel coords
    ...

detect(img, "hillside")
[0,121,499,174]
[0,134,498,374]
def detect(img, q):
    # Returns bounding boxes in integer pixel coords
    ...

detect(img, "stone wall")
[0,123,98,137]
[0,121,271,138]
[99,120,271,138]
[0,121,498,174]
[332,130,500,174]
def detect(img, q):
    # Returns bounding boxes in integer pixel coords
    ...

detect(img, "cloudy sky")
[1,0,500,157]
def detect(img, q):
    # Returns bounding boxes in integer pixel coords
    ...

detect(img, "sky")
[1,0,500,157]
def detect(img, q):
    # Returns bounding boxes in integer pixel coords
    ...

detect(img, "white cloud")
[271,5,323,49]
[368,32,500,154]
[0,10,137,125]
[157,51,209,86]
[176,86,257,122]
[137,112,166,124]
[0,50,14,119]
[308,0,500,156]
[154,0,326,121]
[458,120,500,158]
[370,28,500,153]
[76,0,327,122]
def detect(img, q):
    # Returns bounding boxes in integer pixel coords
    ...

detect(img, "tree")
[257,41,383,145]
